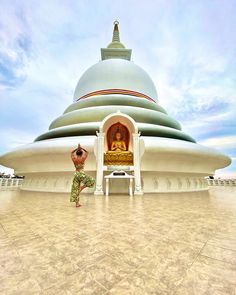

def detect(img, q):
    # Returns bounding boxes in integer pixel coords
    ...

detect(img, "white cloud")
[199,135,236,149]
[0,128,36,153]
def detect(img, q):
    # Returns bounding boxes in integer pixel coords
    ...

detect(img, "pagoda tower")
[0,22,231,194]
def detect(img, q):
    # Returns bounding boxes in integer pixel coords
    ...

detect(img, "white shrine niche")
[94,112,144,195]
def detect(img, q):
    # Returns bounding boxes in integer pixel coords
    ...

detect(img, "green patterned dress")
[70,164,95,203]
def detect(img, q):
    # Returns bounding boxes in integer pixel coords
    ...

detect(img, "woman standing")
[70,144,95,207]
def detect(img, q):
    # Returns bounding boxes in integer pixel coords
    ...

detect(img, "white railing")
[207,179,236,186]
[0,178,24,190]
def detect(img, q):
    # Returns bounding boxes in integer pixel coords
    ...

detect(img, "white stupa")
[0,22,231,194]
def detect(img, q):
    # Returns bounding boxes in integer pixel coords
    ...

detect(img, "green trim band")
[35,122,195,143]
[50,105,181,131]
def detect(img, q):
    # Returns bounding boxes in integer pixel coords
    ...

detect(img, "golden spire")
[101,21,132,60]
[112,20,120,42]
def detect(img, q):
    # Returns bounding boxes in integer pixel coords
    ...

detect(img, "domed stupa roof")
[73,59,158,103]
[73,21,158,102]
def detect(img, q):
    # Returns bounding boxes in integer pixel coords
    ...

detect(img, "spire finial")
[101,21,132,61]
[112,20,120,42]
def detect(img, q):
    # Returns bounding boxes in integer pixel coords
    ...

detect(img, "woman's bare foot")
[75,202,82,207]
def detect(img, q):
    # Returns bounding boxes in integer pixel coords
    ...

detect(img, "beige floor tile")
[66,246,108,271]
[175,269,236,295]
[208,236,236,251]
[108,270,168,295]
[190,255,236,284]
[136,240,201,290]
[43,286,67,295]
[30,263,69,291]
[0,271,31,293]
[87,254,135,290]
[104,244,147,268]
[61,270,108,295]
[201,243,236,265]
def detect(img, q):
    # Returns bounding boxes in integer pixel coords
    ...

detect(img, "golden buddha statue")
[110,132,127,153]
[104,127,133,166]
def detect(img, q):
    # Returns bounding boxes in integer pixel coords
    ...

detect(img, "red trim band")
[77,89,156,103]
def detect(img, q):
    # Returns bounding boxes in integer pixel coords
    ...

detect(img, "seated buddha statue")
[104,131,133,165]
[110,132,128,153]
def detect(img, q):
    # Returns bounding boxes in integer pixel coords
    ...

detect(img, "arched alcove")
[99,112,138,152]
[94,112,143,195]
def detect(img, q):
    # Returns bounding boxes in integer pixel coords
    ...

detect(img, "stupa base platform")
[19,171,208,193]
[0,136,230,194]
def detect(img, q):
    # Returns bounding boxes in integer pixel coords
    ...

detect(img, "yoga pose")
[70,144,95,207]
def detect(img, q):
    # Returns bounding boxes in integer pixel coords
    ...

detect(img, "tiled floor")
[0,187,236,294]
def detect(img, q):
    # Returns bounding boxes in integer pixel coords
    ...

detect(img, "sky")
[0,0,236,177]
